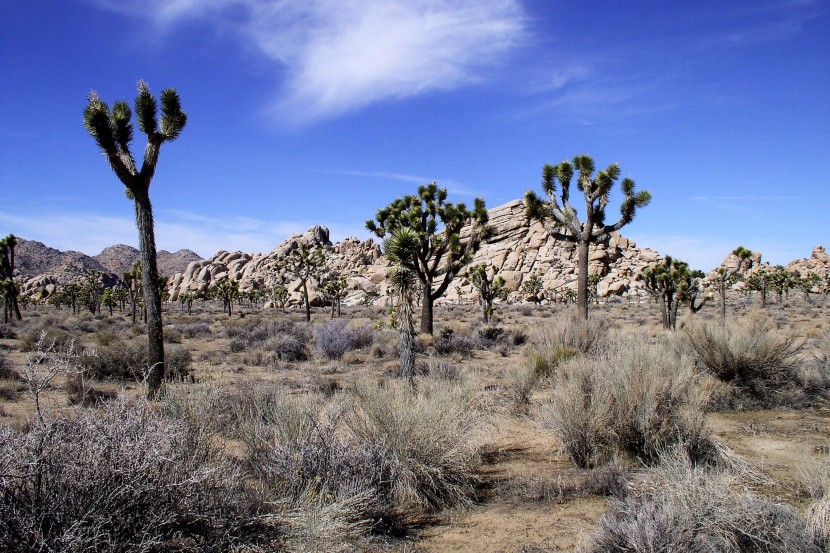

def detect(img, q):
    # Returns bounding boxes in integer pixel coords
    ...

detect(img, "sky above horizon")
[1,0,828,271]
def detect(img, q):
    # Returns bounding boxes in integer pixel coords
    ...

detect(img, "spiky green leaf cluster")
[525,154,651,241]
[83,81,187,194]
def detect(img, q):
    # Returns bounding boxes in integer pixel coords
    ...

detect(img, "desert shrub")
[433,327,478,357]
[315,320,375,360]
[229,336,248,353]
[803,448,830,549]
[348,378,484,512]
[19,326,76,353]
[64,372,116,407]
[0,324,17,339]
[78,341,191,382]
[579,450,820,553]
[425,358,461,381]
[233,386,393,543]
[526,344,580,378]
[0,397,255,552]
[682,317,805,407]
[0,351,19,381]
[504,362,538,410]
[163,326,183,344]
[180,321,212,338]
[540,339,708,467]
[93,329,118,347]
[265,333,307,362]
[536,310,610,355]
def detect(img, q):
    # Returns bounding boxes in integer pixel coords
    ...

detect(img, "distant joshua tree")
[714,246,752,319]
[520,273,544,305]
[469,263,508,323]
[525,155,651,320]
[0,234,22,322]
[276,244,327,322]
[367,182,491,335]
[83,81,187,397]
[383,228,420,382]
[640,257,704,330]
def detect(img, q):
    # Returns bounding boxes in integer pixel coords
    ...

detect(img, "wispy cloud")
[327,170,482,197]
[88,0,525,122]
[0,208,368,258]
[690,196,801,201]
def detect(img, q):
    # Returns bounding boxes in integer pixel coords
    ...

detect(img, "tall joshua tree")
[367,182,491,335]
[525,155,651,320]
[641,256,704,330]
[83,81,187,397]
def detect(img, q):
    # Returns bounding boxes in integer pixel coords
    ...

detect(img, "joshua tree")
[123,262,143,324]
[525,155,651,319]
[84,81,186,396]
[318,269,348,318]
[587,273,603,304]
[520,273,544,304]
[78,270,104,314]
[640,257,704,330]
[745,268,771,308]
[0,234,22,322]
[276,244,327,322]
[469,263,508,323]
[714,246,752,319]
[366,182,491,335]
[214,279,239,316]
[769,266,795,304]
[383,228,420,382]
[102,288,117,316]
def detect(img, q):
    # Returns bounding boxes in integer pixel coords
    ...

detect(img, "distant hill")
[14,238,202,281]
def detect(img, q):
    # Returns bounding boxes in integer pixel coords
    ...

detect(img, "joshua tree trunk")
[133,188,165,397]
[302,280,311,322]
[420,279,434,336]
[576,240,590,320]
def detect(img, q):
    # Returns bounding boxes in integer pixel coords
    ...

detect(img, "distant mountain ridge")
[14,238,202,281]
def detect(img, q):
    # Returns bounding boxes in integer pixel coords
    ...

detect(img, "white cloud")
[0,208,366,259]
[88,0,525,122]
[326,170,482,197]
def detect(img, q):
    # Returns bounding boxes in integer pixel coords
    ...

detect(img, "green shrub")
[348,378,484,512]
[682,317,805,407]
[540,338,708,467]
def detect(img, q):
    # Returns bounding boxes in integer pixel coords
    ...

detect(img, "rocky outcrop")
[787,246,830,279]
[168,225,384,307]
[168,200,665,306]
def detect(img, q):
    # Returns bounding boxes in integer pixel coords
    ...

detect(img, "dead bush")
[579,449,821,552]
[315,320,375,360]
[77,341,192,382]
[0,397,256,552]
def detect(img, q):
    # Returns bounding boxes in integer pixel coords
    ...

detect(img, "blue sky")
[1,0,828,271]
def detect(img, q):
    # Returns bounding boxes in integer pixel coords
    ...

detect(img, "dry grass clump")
[681,316,807,408]
[536,309,611,356]
[348,378,485,512]
[225,316,311,361]
[802,448,830,549]
[0,396,255,552]
[540,338,708,468]
[579,449,821,553]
